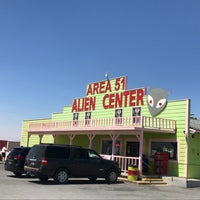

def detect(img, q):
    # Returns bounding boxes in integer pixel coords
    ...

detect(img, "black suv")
[24,144,121,184]
[4,147,31,177]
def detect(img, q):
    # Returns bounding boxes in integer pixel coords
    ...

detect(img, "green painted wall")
[21,118,53,147]
[187,134,200,178]
[142,99,188,178]
[56,135,69,144]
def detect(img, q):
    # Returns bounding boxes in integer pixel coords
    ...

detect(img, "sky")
[0,0,199,141]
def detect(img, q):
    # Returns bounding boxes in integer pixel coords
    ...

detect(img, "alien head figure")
[147,88,170,117]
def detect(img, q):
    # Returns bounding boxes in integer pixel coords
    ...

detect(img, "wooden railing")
[100,154,139,176]
[28,116,176,133]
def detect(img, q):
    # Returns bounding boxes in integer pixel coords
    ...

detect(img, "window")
[150,141,177,160]
[88,150,100,159]
[115,109,123,125]
[46,147,70,159]
[101,140,120,155]
[85,112,91,126]
[73,113,79,126]
[72,148,88,160]
[132,107,141,124]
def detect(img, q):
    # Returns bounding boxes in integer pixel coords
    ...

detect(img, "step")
[138,177,167,185]
[141,177,164,181]
[137,180,167,185]
[119,175,168,185]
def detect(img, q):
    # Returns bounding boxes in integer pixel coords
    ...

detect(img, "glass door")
[126,141,139,157]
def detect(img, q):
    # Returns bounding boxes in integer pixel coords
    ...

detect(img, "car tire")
[14,172,22,177]
[105,169,118,184]
[39,175,49,182]
[54,168,69,184]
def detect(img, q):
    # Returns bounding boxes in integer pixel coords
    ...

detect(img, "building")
[20,75,200,179]
[0,140,20,152]
[0,140,20,160]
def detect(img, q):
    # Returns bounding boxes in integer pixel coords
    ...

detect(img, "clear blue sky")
[0,0,199,141]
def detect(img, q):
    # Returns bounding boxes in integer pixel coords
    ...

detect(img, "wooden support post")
[110,133,119,160]
[87,134,95,149]
[27,133,31,147]
[39,134,44,144]
[69,134,75,145]
[53,134,57,144]
[138,131,144,175]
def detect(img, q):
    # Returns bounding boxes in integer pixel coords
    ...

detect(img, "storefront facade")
[21,76,200,179]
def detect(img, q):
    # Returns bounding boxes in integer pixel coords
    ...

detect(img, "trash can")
[128,165,139,181]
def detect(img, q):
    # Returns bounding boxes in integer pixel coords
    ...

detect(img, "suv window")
[9,148,30,157]
[46,146,70,159]
[88,149,101,159]
[71,148,88,159]
[27,145,46,158]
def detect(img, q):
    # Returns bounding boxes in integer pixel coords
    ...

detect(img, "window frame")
[115,108,123,125]
[100,138,121,155]
[85,111,92,126]
[73,112,79,126]
[149,139,179,163]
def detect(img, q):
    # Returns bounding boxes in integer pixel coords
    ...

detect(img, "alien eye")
[156,98,166,108]
[147,95,154,107]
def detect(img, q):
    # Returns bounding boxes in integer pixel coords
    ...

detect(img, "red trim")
[128,170,139,176]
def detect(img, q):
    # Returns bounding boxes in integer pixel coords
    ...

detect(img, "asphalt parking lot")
[0,162,200,200]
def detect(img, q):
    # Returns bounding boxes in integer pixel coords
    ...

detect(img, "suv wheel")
[14,172,22,177]
[54,169,69,184]
[105,169,118,184]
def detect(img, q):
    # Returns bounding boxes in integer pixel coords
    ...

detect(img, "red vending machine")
[154,152,169,175]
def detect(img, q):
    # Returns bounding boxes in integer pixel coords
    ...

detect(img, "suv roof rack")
[39,143,82,148]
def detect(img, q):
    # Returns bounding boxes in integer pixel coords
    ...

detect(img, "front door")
[126,141,139,157]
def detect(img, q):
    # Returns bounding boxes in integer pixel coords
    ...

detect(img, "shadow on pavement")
[28,179,125,185]
[6,174,37,179]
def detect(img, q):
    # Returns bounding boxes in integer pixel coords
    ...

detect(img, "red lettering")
[105,80,112,93]
[115,78,121,91]
[72,99,78,112]
[71,97,96,112]
[114,77,127,91]
[84,97,90,111]
[99,81,105,93]
[129,90,136,107]
[115,93,122,108]
[93,83,99,95]
[109,93,115,109]
[102,94,109,109]
[87,79,117,96]
[136,89,145,106]
[77,99,82,112]
[76,79,145,112]
[123,91,129,107]
[121,77,126,90]
[90,97,96,110]
[102,88,144,110]
[86,84,93,96]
